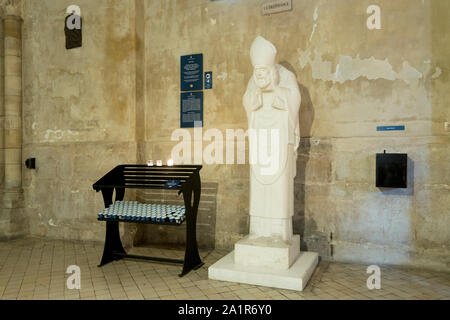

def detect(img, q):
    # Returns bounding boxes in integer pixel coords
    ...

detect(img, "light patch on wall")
[210,18,217,25]
[396,61,423,85]
[431,67,442,79]
[298,49,423,85]
[48,219,57,227]
[313,7,319,21]
[309,7,319,42]
[309,24,318,43]
[43,129,80,142]
[217,72,228,80]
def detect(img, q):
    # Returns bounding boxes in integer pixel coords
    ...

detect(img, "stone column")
[0,14,24,238]
[4,15,22,191]
[0,17,4,188]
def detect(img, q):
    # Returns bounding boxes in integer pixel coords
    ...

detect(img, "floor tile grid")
[0,238,449,300]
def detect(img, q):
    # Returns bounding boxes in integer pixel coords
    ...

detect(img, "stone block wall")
[19,0,137,241]
[0,0,448,271]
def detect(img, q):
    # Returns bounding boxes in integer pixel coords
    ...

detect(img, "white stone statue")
[243,36,301,242]
[208,37,317,291]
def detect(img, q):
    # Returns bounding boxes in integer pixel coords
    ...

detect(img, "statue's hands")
[260,81,277,93]
[244,77,263,112]
[250,89,263,111]
[254,86,263,96]
[246,83,263,111]
[272,87,288,110]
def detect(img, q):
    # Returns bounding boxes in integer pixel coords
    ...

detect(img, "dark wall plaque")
[181,92,203,128]
[181,54,203,92]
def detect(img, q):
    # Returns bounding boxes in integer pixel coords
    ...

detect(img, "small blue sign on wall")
[181,54,203,92]
[181,92,203,128]
[205,72,213,90]
[377,126,406,132]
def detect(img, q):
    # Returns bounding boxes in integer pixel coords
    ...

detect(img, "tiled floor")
[0,237,449,300]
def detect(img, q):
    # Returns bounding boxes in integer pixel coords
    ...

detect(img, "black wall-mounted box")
[25,158,36,169]
[376,153,407,188]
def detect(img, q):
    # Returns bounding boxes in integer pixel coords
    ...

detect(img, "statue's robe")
[243,64,301,241]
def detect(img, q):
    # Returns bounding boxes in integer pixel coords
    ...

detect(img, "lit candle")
[157,160,163,167]
[167,159,174,166]
[147,160,154,167]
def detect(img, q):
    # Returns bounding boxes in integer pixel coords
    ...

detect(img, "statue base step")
[208,251,319,291]
[235,235,300,270]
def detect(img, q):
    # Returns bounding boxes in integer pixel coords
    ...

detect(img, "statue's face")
[254,66,272,90]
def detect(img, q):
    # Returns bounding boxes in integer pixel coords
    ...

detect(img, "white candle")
[157,160,163,167]
[167,159,174,166]
[147,160,154,167]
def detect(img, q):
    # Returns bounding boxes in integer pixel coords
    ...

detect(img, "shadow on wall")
[280,62,315,252]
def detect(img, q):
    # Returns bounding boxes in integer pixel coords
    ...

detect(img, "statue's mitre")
[250,36,277,67]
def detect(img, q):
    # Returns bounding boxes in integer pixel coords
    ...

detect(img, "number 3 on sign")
[367,5,381,30]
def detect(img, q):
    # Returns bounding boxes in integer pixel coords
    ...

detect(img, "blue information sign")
[181,54,203,92]
[377,126,405,132]
[205,72,213,90]
[181,92,203,128]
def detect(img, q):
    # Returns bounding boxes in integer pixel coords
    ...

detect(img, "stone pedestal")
[235,235,300,270]
[209,235,318,291]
